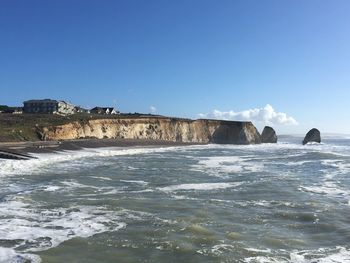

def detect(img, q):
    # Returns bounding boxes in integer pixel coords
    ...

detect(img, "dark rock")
[261,126,277,143]
[210,121,261,144]
[0,149,36,160]
[237,122,261,144]
[302,128,321,145]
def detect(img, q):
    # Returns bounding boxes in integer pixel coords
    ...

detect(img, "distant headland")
[0,98,265,146]
[1,99,323,149]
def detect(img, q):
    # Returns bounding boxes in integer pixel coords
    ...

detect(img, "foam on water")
[157,182,243,192]
[120,180,149,186]
[0,146,187,177]
[0,196,126,262]
[299,182,349,197]
[41,185,62,192]
[191,156,263,178]
[89,176,113,181]
[1,139,350,262]
[210,244,236,255]
[298,157,350,202]
[1,140,349,178]
[244,246,350,263]
[321,159,350,175]
[0,247,41,263]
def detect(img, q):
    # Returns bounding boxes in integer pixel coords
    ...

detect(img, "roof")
[23,99,75,107]
[90,107,104,111]
[58,100,75,106]
[24,99,58,103]
[91,107,116,111]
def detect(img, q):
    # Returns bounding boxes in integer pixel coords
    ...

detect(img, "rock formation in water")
[302,128,321,145]
[261,126,277,143]
[37,117,262,145]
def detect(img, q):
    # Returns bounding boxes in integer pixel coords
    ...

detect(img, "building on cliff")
[23,99,76,115]
[74,106,90,114]
[90,107,119,115]
[0,105,23,114]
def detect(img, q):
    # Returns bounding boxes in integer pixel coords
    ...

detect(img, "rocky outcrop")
[0,149,36,160]
[261,126,277,143]
[303,128,321,145]
[37,117,262,145]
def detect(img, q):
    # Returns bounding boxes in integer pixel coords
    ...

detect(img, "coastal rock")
[0,149,36,160]
[237,123,262,144]
[302,128,321,145]
[261,126,277,143]
[37,117,262,145]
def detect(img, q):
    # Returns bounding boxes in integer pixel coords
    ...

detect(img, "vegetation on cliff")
[0,114,261,144]
[0,113,162,142]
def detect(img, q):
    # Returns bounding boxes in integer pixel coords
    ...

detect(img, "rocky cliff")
[37,117,262,144]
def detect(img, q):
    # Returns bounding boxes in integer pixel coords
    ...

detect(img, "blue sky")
[1,0,350,134]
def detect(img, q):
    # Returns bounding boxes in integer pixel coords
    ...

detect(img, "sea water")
[0,136,350,262]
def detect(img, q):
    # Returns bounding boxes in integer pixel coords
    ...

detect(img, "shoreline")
[0,139,206,156]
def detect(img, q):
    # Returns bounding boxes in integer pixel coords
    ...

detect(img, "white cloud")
[150,106,157,113]
[198,104,298,126]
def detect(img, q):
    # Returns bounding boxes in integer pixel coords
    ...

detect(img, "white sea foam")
[299,182,349,197]
[0,196,126,262]
[0,247,41,263]
[34,180,122,196]
[120,180,149,186]
[321,160,350,175]
[1,140,350,262]
[0,142,291,178]
[210,199,298,208]
[0,144,216,177]
[245,247,272,253]
[130,189,155,193]
[239,200,296,208]
[244,246,350,263]
[191,156,263,178]
[60,180,101,189]
[1,141,348,178]
[0,146,186,177]
[299,158,350,199]
[284,160,315,166]
[89,176,113,181]
[157,182,243,192]
[170,194,200,200]
[42,185,62,192]
[211,244,236,255]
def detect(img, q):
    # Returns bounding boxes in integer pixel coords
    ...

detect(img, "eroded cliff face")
[37,117,261,144]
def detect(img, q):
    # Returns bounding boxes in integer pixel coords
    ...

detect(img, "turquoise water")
[1,137,350,262]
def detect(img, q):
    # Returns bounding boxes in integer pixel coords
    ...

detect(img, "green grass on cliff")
[0,114,70,141]
[0,113,168,142]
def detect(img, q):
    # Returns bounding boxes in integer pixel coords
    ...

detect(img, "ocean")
[0,136,350,263]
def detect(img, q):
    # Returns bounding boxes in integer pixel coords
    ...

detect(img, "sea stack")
[261,126,277,143]
[302,128,321,145]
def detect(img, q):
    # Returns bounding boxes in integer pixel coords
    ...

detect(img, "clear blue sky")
[1,0,350,133]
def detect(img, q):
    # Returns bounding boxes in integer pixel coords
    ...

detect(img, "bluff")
[37,117,262,144]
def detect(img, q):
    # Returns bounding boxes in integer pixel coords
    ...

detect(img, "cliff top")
[0,113,252,142]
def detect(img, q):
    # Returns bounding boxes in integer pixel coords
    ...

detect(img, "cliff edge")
[37,117,261,144]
